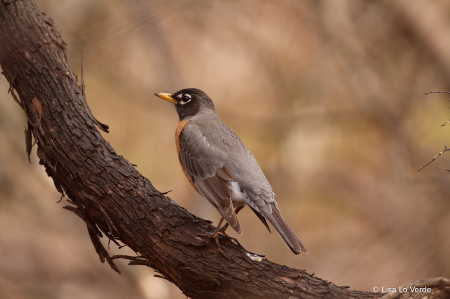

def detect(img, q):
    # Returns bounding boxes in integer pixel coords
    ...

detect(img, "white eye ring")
[179,94,191,105]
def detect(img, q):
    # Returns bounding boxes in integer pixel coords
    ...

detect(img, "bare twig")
[81,49,85,98]
[111,255,151,266]
[418,146,450,172]
[424,91,450,126]
[419,91,450,170]
[441,119,450,127]
[7,75,23,108]
[424,91,450,95]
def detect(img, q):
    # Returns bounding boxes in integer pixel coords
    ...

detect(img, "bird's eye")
[179,94,192,105]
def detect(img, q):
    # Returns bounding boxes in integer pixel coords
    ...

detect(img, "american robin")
[154,88,307,254]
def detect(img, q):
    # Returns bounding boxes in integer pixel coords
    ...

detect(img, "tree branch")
[0,1,445,298]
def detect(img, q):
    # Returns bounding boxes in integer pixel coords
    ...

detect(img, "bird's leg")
[219,206,244,234]
[209,207,244,247]
[211,217,226,246]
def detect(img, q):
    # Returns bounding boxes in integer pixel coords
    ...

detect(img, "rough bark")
[0,1,447,298]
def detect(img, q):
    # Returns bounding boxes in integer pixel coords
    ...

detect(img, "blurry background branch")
[1,0,450,298]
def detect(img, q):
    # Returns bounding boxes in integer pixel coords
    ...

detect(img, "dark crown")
[172,88,215,120]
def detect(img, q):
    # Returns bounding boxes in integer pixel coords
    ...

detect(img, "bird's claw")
[197,221,231,247]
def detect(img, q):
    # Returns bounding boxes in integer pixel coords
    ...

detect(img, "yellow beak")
[154,93,177,104]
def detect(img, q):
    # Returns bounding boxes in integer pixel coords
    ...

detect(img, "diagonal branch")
[2,0,437,298]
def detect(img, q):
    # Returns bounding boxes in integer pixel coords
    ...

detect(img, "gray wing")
[179,123,242,234]
[216,124,308,253]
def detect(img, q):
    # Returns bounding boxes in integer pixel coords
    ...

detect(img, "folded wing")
[178,123,242,234]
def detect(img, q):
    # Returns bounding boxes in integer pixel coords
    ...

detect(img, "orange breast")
[175,121,200,194]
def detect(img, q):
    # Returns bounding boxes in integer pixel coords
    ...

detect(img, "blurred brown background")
[1,0,450,298]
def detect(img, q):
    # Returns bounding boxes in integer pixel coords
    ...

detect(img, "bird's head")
[154,88,215,121]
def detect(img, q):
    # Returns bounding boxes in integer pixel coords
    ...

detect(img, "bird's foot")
[197,222,230,247]
[198,220,256,254]
[198,218,235,247]
[211,228,221,247]
[211,224,230,247]
[196,227,222,246]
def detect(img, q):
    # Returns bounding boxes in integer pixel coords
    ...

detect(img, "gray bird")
[155,88,307,254]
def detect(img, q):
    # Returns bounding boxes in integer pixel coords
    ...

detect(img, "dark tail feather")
[264,204,307,254]
[249,206,271,233]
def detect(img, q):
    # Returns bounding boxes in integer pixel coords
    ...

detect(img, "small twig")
[111,255,151,266]
[24,122,33,163]
[418,146,450,172]
[81,49,85,98]
[10,89,22,107]
[106,236,121,249]
[425,91,450,126]
[8,75,23,108]
[424,91,450,95]
[441,119,450,127]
